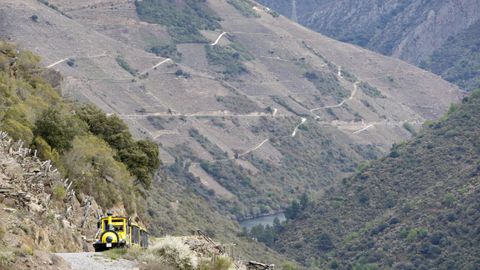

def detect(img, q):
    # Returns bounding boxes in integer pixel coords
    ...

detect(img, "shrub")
[33,136,61,165]
[52,184,66,201]
[0,251,13,270]
[66,58,75,67]
[104,248,128,260]
[406,229,418,242]
[442,193,456,206]
[143,236,198,270]
[115,56,137,76]
[1,118,33,144]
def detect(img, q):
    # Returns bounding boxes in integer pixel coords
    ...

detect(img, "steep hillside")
[420,20,480,91]
[0,132,100,269]
[258,0,480,91]
[274,90,480,269]
[0,0,459,250]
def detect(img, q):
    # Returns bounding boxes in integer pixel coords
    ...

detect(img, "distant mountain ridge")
[258,0,480,91]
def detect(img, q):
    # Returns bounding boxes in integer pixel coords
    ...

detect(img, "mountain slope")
[274,90,480,269]
[420,20,480,91]
[0,0,460,254]
[258,0,480,91]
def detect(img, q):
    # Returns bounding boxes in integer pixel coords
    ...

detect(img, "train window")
[132,226,139,244]
[113,224,124,232]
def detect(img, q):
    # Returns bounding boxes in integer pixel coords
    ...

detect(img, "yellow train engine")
[93,211,148,252]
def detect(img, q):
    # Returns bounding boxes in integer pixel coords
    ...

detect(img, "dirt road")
[211,32,228,46]
[56,253,138,270]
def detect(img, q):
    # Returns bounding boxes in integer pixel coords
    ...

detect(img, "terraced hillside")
[0,0,459,239]
[274,90,480,269]
[258,0,480,91]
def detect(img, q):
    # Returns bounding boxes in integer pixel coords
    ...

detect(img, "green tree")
[33,108,86,152]
[285,200,301,219]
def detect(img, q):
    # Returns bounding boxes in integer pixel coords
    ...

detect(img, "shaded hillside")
[0,1,459,262]
[258,0,480,91]
[420,20,480,91]
[274,90,480,269]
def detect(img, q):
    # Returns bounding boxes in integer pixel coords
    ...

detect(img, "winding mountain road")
[139,58,172,76]
[310,78,359,111]
[291,118,307,137]
[211,32,228,46]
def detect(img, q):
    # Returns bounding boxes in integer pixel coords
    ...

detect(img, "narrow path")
[258,56,292,62]
[211,32,228,46]
[239,138,270,157]
[47,58,69,68]
[291,117,306,137]
[310,81,359,111]
[47,52,107,68]
[139,58,172,76]
[352,124,374,134]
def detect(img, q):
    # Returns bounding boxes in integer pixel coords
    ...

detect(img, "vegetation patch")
[216,94,259,114]
[304,71,349,101]
[188,128,227,160]
[148,42,182,62]
[135,0,220,44]
[358,82,385,98]
[205,42,254,79]
[270,96,298,115]
[402,122,416,135]
[227,0,260,18]
[115,56,137,76]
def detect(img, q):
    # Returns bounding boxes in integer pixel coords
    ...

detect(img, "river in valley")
[239,212,286,229]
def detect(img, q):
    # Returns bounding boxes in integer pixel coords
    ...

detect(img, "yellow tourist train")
[93,211,149,252]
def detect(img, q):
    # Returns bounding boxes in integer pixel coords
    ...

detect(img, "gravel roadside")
[56,252,139,270]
